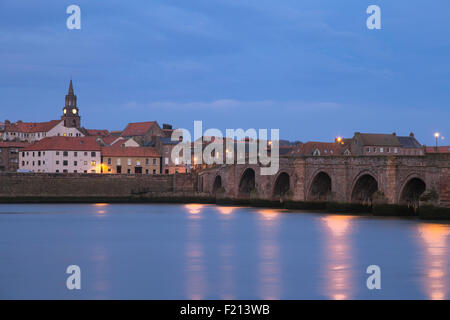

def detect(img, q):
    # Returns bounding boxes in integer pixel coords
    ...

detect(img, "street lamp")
[434,132,440,152]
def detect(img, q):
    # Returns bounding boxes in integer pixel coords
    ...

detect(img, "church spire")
[68,79,74,95]
[62,78,80,128]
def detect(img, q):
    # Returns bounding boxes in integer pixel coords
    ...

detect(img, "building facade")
[19,136,101,173]
[350,132,424,156]
[101,147,161,174]
[0,141,30,172]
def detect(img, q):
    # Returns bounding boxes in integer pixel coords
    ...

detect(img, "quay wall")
[0,172,198,200]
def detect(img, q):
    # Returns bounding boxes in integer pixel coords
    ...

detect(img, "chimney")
[393,132,396,136]
[409,132,414,137]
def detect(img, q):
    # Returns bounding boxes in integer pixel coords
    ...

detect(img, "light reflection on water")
[257,209,282,300]
[185,204,206,299]
[418,224,450,300]
[216,206,236,299]
[321,215,355,300]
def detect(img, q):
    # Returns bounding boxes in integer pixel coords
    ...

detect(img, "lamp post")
[434,132,440,152]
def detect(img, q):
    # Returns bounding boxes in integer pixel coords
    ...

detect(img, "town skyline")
[1,1,449,145]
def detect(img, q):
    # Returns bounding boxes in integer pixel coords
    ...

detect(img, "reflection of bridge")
[197,154,450,207]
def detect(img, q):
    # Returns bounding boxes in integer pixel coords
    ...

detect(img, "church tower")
[61,79,81,128]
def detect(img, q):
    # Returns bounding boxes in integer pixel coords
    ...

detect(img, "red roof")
[102,136,123,145]
[23,136,101,151]
[292,142,348,156]
[86,129,109,137]
[0,141,30,148]
[425,146,450,154]
[101,146,160,157]
[121,121,157,137]
[4,120,61,133]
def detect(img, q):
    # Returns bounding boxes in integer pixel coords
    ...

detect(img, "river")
[0,203,449,299]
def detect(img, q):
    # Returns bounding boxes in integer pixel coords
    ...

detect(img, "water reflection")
[93,203,109,216]
[321,215,356,300]
[217,206,239,219]
[216,206,236,299]
[257,209,281,299]
[184,204,206,299]
[418,223,450,300]
[185,204,205,219]
[91,244,111,298]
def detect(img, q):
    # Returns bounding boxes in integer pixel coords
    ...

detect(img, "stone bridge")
[196,154,450,207]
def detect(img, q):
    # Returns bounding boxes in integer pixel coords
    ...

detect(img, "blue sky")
[0,0,449,145]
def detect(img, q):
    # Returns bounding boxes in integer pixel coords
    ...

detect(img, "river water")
[0,203,449,299]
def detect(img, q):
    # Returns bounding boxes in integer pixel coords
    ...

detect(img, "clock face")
[63,108,67,114]
[72,109,77,114]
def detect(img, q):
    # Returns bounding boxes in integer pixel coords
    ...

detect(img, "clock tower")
[62,79,81,128]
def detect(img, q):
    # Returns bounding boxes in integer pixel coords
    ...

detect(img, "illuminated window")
[91,161,96,167]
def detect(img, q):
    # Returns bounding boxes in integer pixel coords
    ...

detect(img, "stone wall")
[0,172,196,199]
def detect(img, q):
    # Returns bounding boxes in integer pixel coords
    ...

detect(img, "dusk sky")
[0,0,449,145]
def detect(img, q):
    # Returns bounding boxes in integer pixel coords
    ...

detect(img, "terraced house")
[0,141,30,172]
[101,146,161,174]
[19,136,101,173]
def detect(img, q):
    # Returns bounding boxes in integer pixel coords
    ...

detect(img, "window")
[63,160,68,166]
[387,148,390,153]
[56,160,59,165]
[56,170,59,173]
[145,169,149,174]
[91,152,96,157]
[38,160,41,166]
[153,169,156,174]
[394,148,398,154]
[366,147,370,153]
[74,152,77,157]
[136,160,141,166]
[374,147,377,153]
[153,159,157,165]
[63,151,68,157]
[38,151,41,157]
[165,157,169,165]
[146,158,149,165]
[32,152,35,157]
[117,158,121,165]
[380,148,384,153]
[56,151,60,155]
[91,161,96,167]
[22,161,24,166]
[74,161,77,166]
[107,158,112,165]
[127,159,131,166]
[127,169,131,174]
[84,152,88,156]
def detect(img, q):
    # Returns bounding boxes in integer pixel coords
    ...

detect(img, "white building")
[20,136,101,173]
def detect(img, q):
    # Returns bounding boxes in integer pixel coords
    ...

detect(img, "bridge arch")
[351,172,378,205]
[239,168,256,196]
[212,175,223,195]
[272,171,290,199]
[399,176,426,208]
[308,171,332,201]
